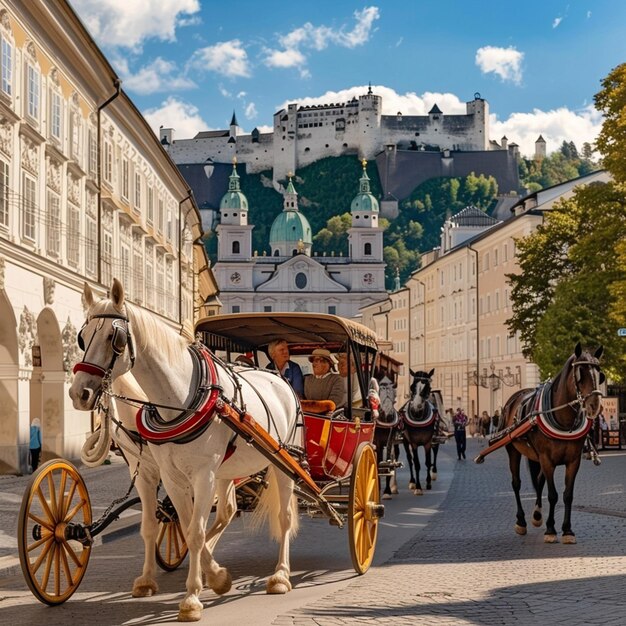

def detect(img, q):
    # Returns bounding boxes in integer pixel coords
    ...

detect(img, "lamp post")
[469,362,521,417]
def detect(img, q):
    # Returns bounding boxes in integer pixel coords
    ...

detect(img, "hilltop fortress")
[161,86,526,211]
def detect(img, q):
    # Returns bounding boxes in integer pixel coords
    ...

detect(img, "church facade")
[213,160,387,318]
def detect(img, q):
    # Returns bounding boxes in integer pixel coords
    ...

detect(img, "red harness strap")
[73,362,107,377]
[135,346,221,443]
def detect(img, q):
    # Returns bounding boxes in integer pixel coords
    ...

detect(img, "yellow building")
[0,1,217,473]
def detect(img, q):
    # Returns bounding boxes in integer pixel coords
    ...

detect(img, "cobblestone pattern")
[275,439,626,626]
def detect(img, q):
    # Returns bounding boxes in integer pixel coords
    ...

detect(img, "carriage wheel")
[155,500,188,571]
[348,443,382,574]
[18,459,92,605]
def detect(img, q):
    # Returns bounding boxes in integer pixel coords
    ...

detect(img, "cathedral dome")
[269,174,312,256]
[269,210,312,245]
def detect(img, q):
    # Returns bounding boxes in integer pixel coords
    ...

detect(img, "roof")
[429,103,442,114]
[449,205,498,227]
[195,312,380,351]
[269,210,312,244]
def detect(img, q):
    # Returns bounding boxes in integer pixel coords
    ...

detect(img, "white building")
[213,160,387,317]
[0,0,216,474]
[161,88,492,181]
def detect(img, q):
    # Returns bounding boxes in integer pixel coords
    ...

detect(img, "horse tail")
[248,465,299,541]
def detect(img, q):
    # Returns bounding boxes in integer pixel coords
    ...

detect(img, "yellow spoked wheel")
[348,443,383,574]
[155,500,188,571]
[18,459,92,605]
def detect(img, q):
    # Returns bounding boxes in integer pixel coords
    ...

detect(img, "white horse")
[70,280,300,622]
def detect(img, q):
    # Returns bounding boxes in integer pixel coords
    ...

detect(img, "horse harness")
[73,310,297,450]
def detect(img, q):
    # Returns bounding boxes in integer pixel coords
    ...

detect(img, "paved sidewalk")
[274,437,626,625]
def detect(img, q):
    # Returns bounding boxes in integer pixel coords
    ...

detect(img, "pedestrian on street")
[453,407,468,460]
[599,412,609,449]
[29,417,42,472]
[491,409,501,435]
[480,411,491,438]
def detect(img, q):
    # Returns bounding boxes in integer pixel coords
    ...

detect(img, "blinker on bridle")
[74,313,135,378]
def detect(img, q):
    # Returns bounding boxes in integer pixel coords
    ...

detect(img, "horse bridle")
[74,313,135,378]
[571,358,604,409]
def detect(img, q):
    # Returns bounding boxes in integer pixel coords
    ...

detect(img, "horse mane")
[91,297,190,368]
[128,303,190,367]
[551,352,576,389]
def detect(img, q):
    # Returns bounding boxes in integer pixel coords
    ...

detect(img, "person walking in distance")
[29,417,42,472]
[453,407,468,460]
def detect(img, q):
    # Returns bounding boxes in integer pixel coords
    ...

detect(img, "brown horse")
[400,368,437,495]
[374,375,401,500]
[501,343,604,543]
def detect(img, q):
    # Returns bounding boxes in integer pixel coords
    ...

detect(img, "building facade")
[360,171,610,421]
[0,0,216,474]
[213,160,387,317]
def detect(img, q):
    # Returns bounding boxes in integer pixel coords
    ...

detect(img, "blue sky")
[71,0,625,157]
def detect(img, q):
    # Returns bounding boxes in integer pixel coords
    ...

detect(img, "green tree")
[507,63,626,381]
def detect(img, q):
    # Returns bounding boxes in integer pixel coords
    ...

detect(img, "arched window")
[232,240,240,254]
[274,249,279,256]
[364,242,372,256]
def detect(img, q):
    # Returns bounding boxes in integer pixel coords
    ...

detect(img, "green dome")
[220,161,248,211]
[269,210,312,244]
[350,162,379,213]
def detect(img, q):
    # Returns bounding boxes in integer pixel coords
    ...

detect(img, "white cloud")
[395,36,404,48]
[188,40,251,78]
[475,45,524,85]
[264,6,379,75]
[143,97,210,138]
[245,102,258,119]
[552,16,563,28]
[237,91,247,99]
[71,0,200,51]
[218,84,232,98]
[491,105,603,158]
[121,57,195,95]
[587,11,592,18]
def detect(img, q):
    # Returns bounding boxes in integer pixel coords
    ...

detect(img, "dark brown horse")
[400,368,437,495]
[501,343,604,543]
[374,375,402,500]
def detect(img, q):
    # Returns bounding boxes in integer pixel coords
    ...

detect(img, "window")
[49,89,62,141]
[232,240,240,254]
[156,254,164,313]
[88,129,97,176]
[100,233,112,291]
[364,242,372,256]
[133,249,143,304]
[121,158,129,199]
[103,141,112,183]
[67,204,80,267]
[263,305,272,312]
[147,187,154,224]
[22,173,36,241]
[46,191,60,257]
[158,197,164,234]
[120,243,130,292]
[295,272,307,289]
[86,216,97,277]
[328,305,336,315]
[166,208,173,241]
[166,260,174,316]
[1,36,12,96]
[70,108,81,159]
[27,63,40,120]
[0,158,8,229]
[232,305,240,313]
[134,172,141,211]
[145,261,154,308]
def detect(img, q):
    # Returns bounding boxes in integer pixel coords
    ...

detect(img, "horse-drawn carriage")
[17,288,385,620]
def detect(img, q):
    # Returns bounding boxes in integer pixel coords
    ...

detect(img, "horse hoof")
[413,488,423,496]
[382,493,392,500]
[514,524,527,536]
[431,473,437,481]
[544,534,558,544]
[178,598,203,622]
[131,578,158,597]
[209,567,232,595]
[531,513,543,527]
[267,574,291,594]
[426,484,432,490]
[562,534,577,545]
[391,486,399,494]
[408,482,416,490]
